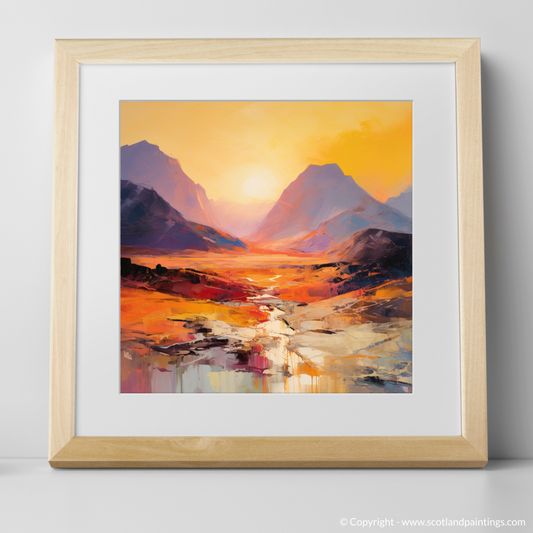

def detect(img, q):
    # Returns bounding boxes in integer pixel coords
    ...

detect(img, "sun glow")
[242,172,277,201]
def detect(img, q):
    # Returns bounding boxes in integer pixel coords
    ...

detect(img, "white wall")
[1,0,531,459]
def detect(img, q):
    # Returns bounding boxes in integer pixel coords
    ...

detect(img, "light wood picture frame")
[50,38,486,468]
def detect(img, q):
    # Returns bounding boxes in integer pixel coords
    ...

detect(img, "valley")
[121,245,412,393]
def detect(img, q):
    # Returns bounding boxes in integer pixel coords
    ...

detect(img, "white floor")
[1,460,531,532]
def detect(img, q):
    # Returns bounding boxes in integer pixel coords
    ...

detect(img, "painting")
[120,101,412,394]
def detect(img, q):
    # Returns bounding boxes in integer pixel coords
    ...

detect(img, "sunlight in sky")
[120,101,412,203]
[242,172,277,201]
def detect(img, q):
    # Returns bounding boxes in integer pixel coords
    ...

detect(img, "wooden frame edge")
[57,38,478,64]
[49,41,79,460]
[49,38,487,468]
[455,39,488,461]
[49,436,487,468]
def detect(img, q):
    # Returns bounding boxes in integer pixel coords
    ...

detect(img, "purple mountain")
[328,228,412,273]
[252,164,411,247]
[291,202,412,253]
[121,180,246,252]
[252,164,375,242]
[386,185,412,218]
[121,140,218,227]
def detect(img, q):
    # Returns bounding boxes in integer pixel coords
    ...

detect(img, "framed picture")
[50,39,487,467]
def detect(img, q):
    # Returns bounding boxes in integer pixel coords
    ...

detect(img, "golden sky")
[120,101,412,203]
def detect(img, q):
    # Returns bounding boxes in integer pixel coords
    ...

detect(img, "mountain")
[251,164,412,250]
[121,180,246,252]
[252,164,376,243]
[210,199,276,238]
[291,202,412,253]
[121,140,218,227]
[317,228,412,295]
[386,185,412,218]
[328,228,412,273]
[282,228,412,299]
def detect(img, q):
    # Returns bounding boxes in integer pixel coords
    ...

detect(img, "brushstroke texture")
[119,102,412,395]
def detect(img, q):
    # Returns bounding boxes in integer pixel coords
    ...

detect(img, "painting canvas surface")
[120,101,412,394]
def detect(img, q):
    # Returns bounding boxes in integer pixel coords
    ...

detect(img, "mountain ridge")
[291,202,412,253]
[252,164,412,251]
[252,164,377,243]
[121,180,246,252]
[121,140,219,228]
[328,227,412,268]
[386,187,412,218]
